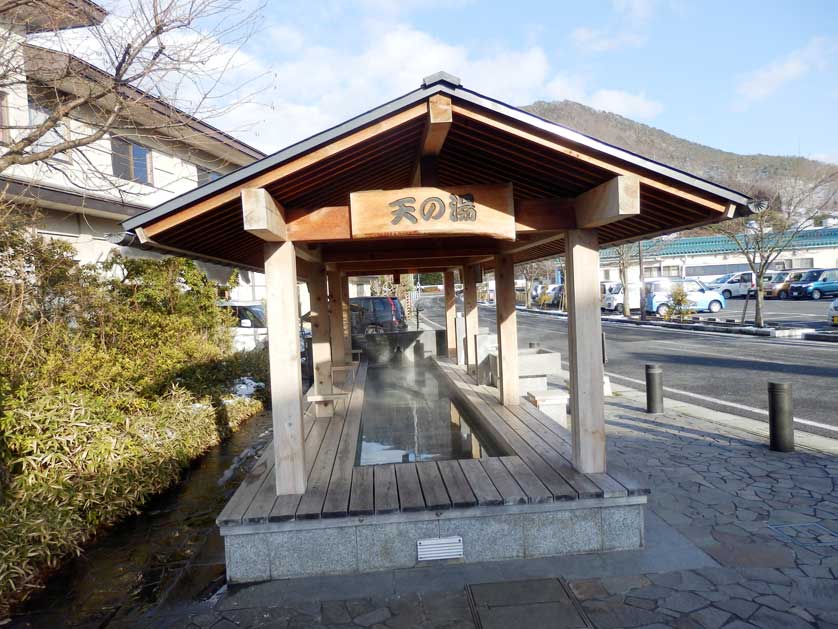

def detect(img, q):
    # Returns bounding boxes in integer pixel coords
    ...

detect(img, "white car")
[705,271,754,299]
[602,283,642,314]
[829,298,838,326]
[219,300,268,351]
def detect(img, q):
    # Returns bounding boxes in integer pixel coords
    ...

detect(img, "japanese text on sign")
[389,193,477,225]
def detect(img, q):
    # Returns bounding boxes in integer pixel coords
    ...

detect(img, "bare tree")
[517,259,556,308]
[711,169,838,327]
[0,0,263,190]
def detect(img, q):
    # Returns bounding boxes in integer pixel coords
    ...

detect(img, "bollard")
[645,364,663,414]
[528,341,540,349]
[768,382,794,452]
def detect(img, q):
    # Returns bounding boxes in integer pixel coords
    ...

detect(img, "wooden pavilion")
[122,72,752,579]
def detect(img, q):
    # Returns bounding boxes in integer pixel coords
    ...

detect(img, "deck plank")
[517,399,629,499]
[373,464,399,514]
[499,455,553,504]
[270,415,333,521]
[349,466,374,516]
[217,448,274,526]
[322,361,369,518]
[605,461,651,496]
[500,400,604,499]
[415,461,451,510]
[438,362,575,501]
[458,459,503,506]
[438,460,478,508]
[295,414,346,519]
[394,463,426,512]
[477,458,525,505]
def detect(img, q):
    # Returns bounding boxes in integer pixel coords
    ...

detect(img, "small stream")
[10,409,275,628]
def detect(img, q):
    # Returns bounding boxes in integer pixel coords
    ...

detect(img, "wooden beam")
[264,241,307,494]
[135,227,262,272]
[286,206,352,242]
[142,102,428,238]
[444,270,457,360]
[294,244,322,263]
[309,264,334,418]
[410,94,452,185]
[242,188,287,241]
[341,275,352,355]
[327,270,348,365]
[462,264,479,376]
[565,229,605,474]
[323,245,499,264]
[494,253,519,406]
[515,197,576,232]
[575,175,640,229]
[453,104,730,214]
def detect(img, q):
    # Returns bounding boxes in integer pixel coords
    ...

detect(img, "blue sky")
[223,0,837,162]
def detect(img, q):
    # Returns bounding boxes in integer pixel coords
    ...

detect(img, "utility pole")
[638,241,647,321]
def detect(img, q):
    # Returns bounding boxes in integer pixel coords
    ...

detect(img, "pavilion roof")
[123,72,752,274]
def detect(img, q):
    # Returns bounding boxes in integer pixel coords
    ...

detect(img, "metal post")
[601,332,607,365]
[768,382,794,452]
[645,363,663,414]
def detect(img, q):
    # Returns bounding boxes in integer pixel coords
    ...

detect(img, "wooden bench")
[306,392,350,413]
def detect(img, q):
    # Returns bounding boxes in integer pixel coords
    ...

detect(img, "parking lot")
[685,296,836,330]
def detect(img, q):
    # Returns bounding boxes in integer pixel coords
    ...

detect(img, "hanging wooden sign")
[349,183,515,240]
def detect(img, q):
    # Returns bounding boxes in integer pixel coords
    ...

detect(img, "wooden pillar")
[494,254,519,406]
[566,229,606,474]
[264,241,307,494]
[462,264,479,376]
[341,275,351,356]
[443,270,457,359]
[327,270,346,364]
[309,264,333,417]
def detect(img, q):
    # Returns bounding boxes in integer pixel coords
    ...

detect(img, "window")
[0,92,9,144]
[111,137,152,184]
[602,269,612,280]
[792,258,814,269]
[643,266,660,277]
[196,166,221,186]
[28,103,70,161]
[662,265,680,277]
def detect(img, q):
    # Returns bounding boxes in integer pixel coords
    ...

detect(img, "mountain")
[522,100,836,194]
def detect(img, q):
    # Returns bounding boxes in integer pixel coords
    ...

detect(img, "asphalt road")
[417,294,838,436]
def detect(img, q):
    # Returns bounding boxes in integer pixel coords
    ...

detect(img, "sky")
[208,0,837,163]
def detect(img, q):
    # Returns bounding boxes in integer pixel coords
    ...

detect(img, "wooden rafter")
[411,94,452,186]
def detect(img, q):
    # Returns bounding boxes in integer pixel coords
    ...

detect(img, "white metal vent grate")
[417,536,464,561]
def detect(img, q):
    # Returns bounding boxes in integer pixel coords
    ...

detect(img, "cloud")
[735,37,834,109]
[571,0,657,53]
[589,89,664,120]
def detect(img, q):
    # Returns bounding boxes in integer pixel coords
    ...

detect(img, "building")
[0,0,268,300]
[600,227,838,283]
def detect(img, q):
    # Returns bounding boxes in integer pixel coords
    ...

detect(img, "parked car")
[349,296,408,334]
[705,271,754,299]
[829,298,838,327]
[763,269,809,300]
[789,268,838,300]
[644,278,725,317]
[602,282,642,314]
[219,300,268,351]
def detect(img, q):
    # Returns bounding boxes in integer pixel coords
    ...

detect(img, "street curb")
[509,305,821,339]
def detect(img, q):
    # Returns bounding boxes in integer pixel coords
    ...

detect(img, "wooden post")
[264,241,307,495]
[309,264,333,417]
[341,275,351,354]
[444,270,457,360]
[327,269,347,364]
[494,254,519,406]
[462,264,479,376]
[566,229,606,474]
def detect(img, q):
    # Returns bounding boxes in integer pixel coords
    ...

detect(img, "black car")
[350,296,408,334]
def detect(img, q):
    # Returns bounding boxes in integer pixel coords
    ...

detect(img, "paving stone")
[660,591,708,613]
[688,606,730,629]
[568,579,609,600]
[353,607,391,627]
[790,577,838,612]
[321,601,351,625]
[624,596,657,610]
[715,598,758,619]
[599,574,650,595]
[750,606,815,628]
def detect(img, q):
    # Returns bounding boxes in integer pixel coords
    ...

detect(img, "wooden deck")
[218,358,648,528]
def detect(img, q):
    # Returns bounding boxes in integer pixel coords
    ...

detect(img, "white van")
[602,283,642,313]
[705,271,754,299]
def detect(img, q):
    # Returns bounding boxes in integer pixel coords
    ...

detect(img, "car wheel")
[812,289,822,300]
[364,324,385,334]
[615,303,624,314]
[656,304,668,317]
[722,289,732,299]
[708,300,722,313]
[778,290,788,300]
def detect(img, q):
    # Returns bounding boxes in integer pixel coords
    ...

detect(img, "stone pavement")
[14,388,838,628]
